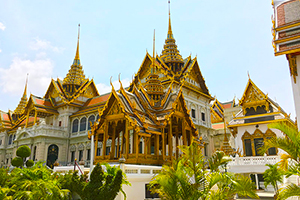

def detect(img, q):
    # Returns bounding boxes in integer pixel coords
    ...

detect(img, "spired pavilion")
[89,32,201,165]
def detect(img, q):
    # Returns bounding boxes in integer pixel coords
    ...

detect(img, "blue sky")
[0,0,295,119]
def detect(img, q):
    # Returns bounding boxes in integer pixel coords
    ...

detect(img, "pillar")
[162,128,165,161]
[169,120,173,160]
[111,122,116,159]
[102,122,108,157]
[125,120,129,158]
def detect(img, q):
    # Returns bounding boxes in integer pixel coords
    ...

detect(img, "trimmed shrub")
[11,157,23,167]
[26,159,34,167]
[16,145,31,158]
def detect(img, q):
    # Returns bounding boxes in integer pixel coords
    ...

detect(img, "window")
[88,115,95,130]
[242,129,277,156]
[201,112,205,121]
[79,150,83,161]
[33,146,37,161]
[87,149,91,160]
[8,135,13,145]
[80,117,87,131]
[139,141,143,154]
[71,151,75,162]
[72,119,79,133]
[97,147,101,156]
[191,109,196,118]
[0,139,2,146]
[106,147,110,155]
[59,121,62,127]
[204,143,208,156]
[254,138,264,156]
[96,115,100,121]
[244,139,253,156]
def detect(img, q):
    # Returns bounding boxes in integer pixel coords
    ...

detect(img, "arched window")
[72,119,79,133]
[33,146,37,161]
[88,115,95,130]
[8,135,13,145]
[80,117,87,131]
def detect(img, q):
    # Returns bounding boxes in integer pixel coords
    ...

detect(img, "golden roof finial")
[152,29,156,72]
[75,24,80,60]
[63,24,87,87]
[160,0,183,64]
[14,74,29,115]
[168,0,173,39]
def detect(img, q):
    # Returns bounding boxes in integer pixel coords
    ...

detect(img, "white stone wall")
[291,55,300,130]
[235,124,285,156]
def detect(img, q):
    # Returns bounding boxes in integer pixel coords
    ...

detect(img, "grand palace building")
[0,2,298,198]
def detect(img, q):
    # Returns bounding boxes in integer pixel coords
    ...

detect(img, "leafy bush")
[16,145,31,158]
[11,157,23,167]
[25,159,34,167]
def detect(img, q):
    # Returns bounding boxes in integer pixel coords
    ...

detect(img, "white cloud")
[30,37,64,53]
[96,78,131,94]
[0,22,5,31]
[0,57,53,96]
[0,49,2,53]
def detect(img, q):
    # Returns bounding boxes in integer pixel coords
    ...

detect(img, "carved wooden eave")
[210,107,223,124]
[43,79,69,107]
[165,88,198,136]
[183,58,212,98]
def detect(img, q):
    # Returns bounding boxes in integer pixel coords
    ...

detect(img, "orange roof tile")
[35,98,52,107]
[2,113,10,121]
[86,94,110,107]
[212,123,225,130]
[222,103,232,109]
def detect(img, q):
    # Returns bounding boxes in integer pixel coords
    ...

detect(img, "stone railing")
[17,123,68,138]
[123,164,162,175]
[228,155,280,166]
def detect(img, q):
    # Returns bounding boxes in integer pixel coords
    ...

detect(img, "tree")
[58,163,130,200]
[149,142,259,200]
[208,151,231,172]
[12,145,34,168]
[262,122,300,199]
[263,163,283,193]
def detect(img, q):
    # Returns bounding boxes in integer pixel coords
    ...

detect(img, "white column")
[255,174,259,190]
[89,134,94,179]
[291,55,300,130]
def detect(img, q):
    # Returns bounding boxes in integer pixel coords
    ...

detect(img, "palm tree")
[263,163,283,193]
[262,122,300,199]
[149,142,259,200]
[208,151,231,172]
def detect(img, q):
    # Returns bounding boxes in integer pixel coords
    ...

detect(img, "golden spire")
[161,1,183,64]
[167,1,173,39]
[75,24,80,60]
[220,118,234,156]
[14,74,28,115]
[63,24,87,89]
[145,30,164,105]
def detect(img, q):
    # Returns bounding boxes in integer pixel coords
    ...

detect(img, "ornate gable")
[239,79,269,114]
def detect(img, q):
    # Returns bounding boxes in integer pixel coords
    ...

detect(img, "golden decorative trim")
[287,54,298,83]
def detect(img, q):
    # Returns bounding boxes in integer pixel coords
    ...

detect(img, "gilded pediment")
[239,79,269,114]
